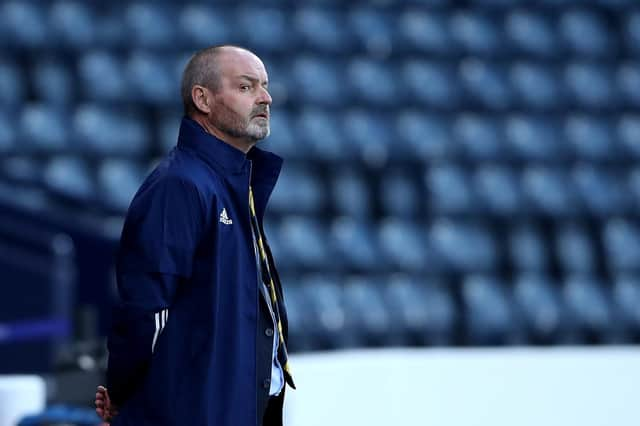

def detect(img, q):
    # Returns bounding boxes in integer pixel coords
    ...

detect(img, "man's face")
[207,50,272,143]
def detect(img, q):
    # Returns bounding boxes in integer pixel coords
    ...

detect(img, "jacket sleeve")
[106,175,205,406]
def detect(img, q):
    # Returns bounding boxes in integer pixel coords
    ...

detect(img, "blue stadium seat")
[378,219,428,272]
[522,166,579,216]
[157,110,181,153]
[43,156,94,201]
[618,62,640,108]
[384,275,456,346]
[513,274,564,343]
[77,51,127,103]
[330,168,372,219]
[19,104,70,152]
[560,9,614,57]
[347,59,397,106]
[2,157,41,185]
[510,63,563,110]
[565,115,618,160]
[348,7,394,56]
[450,11,503,56]
[293,8,352,53]
[460,59,512,110]
[177,5,230,49]
[563,275,618,343]
[32,60,73,106]
[424,164,476,215]
[397,10,453,55]
[555,224,597,274]
[462,275,520,345]
[626,11,640,55]
[395,111,452,161]
[0,61,26,108]
[259,110,298,160]
[402,60,460,109]
[124,3,176,48]
[268,166,325,215]
[278,217,330,270]
[429,220,498,273]
[509,223,549,272]
[474,165,523,216]
[505,115,564,161]
[329,217,384,271]
[565,63,617,109]
[504,10,557,58]
[0,111,16,153]
[0,1,48,48]
[603,219,640,274]
[342,110,392,165]
[380,171,420,218]
[97,159,147,213]
[48,1,95,49]
[295,108,345,161]
[343,277,393,346]
[126,52,176,105]
[628,167,640,210]
[291,56,343,107]
[279,280,313,352]
[453,114,505,161]
[237,7,290,53]
[618,115,640,158]
[612,275,640,338]
[72,105,150,155]
[572,165,630,216]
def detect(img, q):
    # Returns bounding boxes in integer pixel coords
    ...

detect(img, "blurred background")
[1,0,640,425]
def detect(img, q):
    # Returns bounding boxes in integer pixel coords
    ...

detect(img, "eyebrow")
[237,75,268,85]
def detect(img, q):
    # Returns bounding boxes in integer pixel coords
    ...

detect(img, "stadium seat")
[504,10,557,58]
[565,115,618,160]
[19,104,70,152]
[618,62,640,108]
[460,59,512,110]
[625,11,640,55]
[2,157,42,186]
[473,165,524,216]
[424,164,476,215]
[628,167,640,210]
[43,156,95,201]
[343,276,393,347]
[237,7,291,53]
[77,51,128,103]
[453,114,505,161]
[278,217,330,271]
[157,110,182,153]
[560,9,614,57]
[72,104,150,156]
[124,3,176,48]
[513,274,564,343]
[395,111,452,161]
[0,111,16,154]
[555,223,597,274]
[97,159,147,213]
[429,220,498,273]
[462,275,521,345]
[571,164,630,216]
[293,7,352,53]
[48,0,95,49]
[268,166,325,215]
[565,63,617,109]
[378,219,429,273]
[509,223,550,272]
[177,5,230,49]
[330,168,372,219]
[380,171,420,218]
[342,110,392,165]
[0,61,26,108]
[279,280,313,352]
[329,217,384,272]
[347,58,397,106]
[505,115,565,161]
[450,11,503,56]
[603,219,640,274]
[402,60,460,109]
[510,62,563,110]
[31,60,74,106]
[612,275,640,339]
[291,56,343,107]
[0,1,48,48]
[397,10,453,55]
[295,108,345,161]
[617,115,640,158]
[125,52,176,105]
[348,7,394,56]
[521,166,579,216]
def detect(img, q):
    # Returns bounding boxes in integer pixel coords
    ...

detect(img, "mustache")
[251,106,270,117]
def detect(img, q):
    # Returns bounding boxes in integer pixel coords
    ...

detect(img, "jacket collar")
[177,116,283,183]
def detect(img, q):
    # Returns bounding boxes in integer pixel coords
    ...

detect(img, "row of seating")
[283,273,640,350]
[1,2,639,56]
[3,56,640,109]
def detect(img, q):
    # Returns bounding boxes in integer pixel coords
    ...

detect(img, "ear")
[191,85,211,114]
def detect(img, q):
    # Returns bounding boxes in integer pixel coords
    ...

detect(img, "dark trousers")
[261,389,285,426]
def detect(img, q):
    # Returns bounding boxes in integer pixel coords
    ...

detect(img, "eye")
[240,85,250,92]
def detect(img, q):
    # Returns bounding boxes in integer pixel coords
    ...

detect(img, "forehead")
[217,49,268,82]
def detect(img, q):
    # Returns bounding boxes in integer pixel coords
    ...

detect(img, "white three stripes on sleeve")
[151,309,169,353]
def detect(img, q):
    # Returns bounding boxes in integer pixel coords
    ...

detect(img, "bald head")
[181,45,259,116]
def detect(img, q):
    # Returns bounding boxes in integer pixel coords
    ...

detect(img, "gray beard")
[211,100,270,142]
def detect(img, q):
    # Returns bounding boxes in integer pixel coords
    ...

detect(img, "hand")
[95,385,119,423]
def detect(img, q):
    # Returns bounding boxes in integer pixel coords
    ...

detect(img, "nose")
[257,86,272,105]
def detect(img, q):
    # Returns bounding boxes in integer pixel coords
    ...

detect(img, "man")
[94,45,295,426]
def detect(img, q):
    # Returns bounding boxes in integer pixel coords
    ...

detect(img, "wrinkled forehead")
[217,49,268,82]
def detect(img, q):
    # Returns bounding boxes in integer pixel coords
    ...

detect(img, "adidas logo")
[219,208,233,225]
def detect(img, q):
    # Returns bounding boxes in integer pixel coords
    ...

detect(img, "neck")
[191,115,256,154]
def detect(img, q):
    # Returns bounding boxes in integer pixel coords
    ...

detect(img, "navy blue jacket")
[106,117,289,426]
